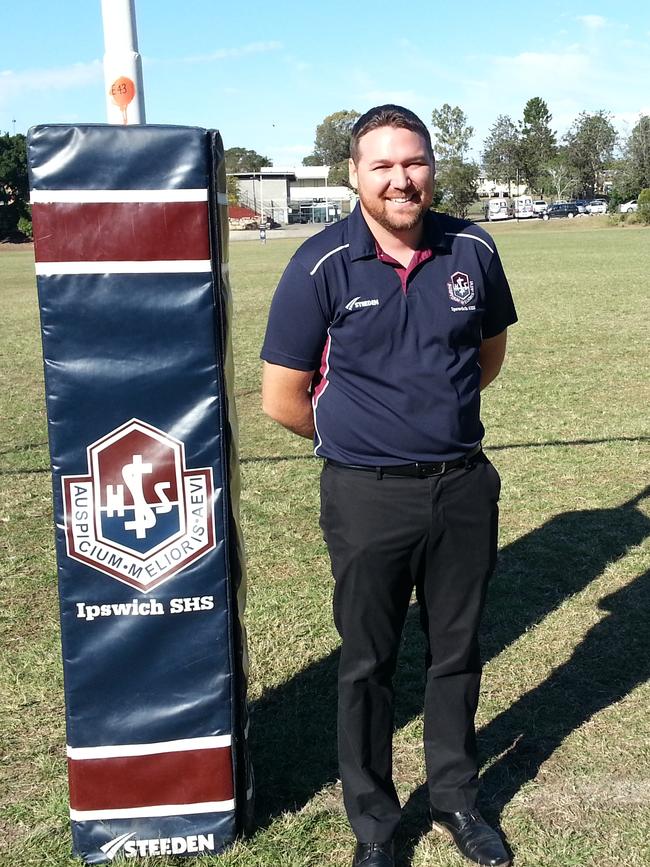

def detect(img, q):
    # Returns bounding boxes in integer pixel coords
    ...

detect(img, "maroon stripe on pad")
[68,746,233,810]
[32,202,210,262]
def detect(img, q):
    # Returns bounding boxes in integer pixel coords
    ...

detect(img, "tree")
[609,115,650,205]
[431,104,474,161]
[224,147,271,174]
[518,97,556,194]
[637,187,650,225]
[226,175,240,205]
[482,115,520,190]
[431,104,478,217]
[304,109,360,164]
[606,159,636,209]
[0,133,29,239]
[544,151,578,201]
[303,109,360,186]
[435,160,479,219]
[0,133,28,204]
[627,115,650,191]
[563,111,617,197]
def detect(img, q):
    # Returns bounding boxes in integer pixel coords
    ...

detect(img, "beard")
[358,186,433,233]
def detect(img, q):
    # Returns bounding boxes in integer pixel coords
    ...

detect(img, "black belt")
[325,444,482,479]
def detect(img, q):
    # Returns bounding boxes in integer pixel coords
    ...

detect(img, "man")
[261,105,517,867]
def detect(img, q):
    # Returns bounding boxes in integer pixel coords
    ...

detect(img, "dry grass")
[1,220,649,866]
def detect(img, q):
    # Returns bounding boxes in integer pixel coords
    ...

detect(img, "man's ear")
[348,157,358,190]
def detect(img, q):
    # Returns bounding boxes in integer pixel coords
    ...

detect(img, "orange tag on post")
[109,76,136,124]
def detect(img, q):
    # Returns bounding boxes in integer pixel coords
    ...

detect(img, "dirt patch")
[0,240,33,251]
[518,778,650,816]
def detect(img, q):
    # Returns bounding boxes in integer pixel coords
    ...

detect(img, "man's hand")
[262,362,316,439]
[479,329,508,391]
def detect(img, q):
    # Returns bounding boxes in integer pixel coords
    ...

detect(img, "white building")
[228,165,356,225]
[476,170,527,199]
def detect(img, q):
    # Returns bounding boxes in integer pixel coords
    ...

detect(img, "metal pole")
[101,0,146,124]
[260,172,264,224]
[324,170,329,222]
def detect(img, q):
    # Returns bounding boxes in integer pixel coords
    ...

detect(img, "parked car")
[543,203,580,220]
[486,197,513,221]
[513,195,535,218]
[586,199,607,215]
[619,199,638,213]
[572,199,588,213]
[532,200,548,215]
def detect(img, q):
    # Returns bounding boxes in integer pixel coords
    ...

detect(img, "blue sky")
[2,1,649,165]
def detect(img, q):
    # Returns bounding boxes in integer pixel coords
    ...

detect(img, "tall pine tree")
[518,98,556,194]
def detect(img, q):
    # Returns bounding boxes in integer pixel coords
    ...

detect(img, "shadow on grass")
[249,484,650,864]
[0,467,50,475]
[398,486,650,864]
[238,435,650,464]
[0,441,48,456]
[3,436,648,473]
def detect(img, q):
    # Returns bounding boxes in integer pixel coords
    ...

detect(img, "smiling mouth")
[387,195,417,204]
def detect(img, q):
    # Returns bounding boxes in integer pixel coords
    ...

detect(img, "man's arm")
[479,329,508,390]
[262,361,315,439]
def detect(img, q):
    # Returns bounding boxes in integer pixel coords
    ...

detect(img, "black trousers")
[319,454,500,843]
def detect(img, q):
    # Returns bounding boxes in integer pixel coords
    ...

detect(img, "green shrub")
[607,211,642,227]
[637,188,650,225]
[607,187,626,212]
[17,215,33,239]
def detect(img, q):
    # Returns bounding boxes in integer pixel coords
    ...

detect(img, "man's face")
[349,126,434,234]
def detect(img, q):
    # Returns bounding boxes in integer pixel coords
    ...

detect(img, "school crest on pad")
[62,419,215,592]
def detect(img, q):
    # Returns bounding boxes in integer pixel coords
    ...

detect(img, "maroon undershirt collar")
[375,241,434,293]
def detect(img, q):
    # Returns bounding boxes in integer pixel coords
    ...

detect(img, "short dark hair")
[350,105,434,164]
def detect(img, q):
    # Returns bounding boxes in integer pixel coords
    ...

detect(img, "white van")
[513,195,534,219]
[486,198,513,221]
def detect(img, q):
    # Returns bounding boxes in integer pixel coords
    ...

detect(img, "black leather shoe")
[429,807,510,866]
[352,840,395,866]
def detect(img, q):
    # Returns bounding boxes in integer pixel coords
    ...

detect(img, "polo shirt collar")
[347,204,451,261]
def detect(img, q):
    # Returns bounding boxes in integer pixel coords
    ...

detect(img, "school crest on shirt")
[447,271,475,306]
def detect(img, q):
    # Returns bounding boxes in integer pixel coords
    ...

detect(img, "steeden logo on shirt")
[345,296,380,311]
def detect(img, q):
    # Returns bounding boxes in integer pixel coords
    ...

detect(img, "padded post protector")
[27,125,252,863]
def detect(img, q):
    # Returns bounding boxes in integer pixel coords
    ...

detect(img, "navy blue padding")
[29,124,210,191]
[71,813,237,865]
[28,125,251,862]
[39,273,226,497]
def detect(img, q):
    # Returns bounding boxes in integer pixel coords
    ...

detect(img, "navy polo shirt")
[261,206,517,464]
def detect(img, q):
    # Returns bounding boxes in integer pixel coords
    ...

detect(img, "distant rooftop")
[227,165,329,180]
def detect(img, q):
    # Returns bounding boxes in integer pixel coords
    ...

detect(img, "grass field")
[1,217,649,866]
